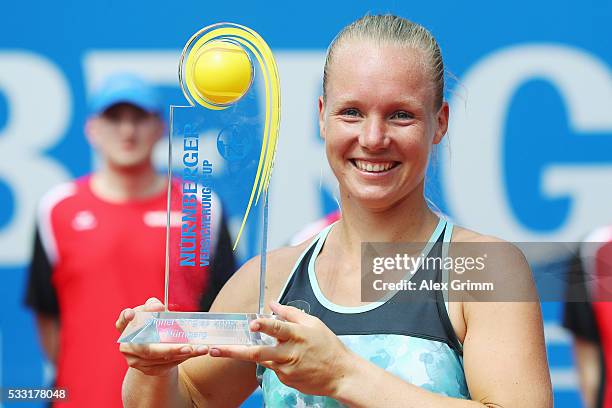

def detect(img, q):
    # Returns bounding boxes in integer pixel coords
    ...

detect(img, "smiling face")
[319,40,448,211]
[86,103,164,170]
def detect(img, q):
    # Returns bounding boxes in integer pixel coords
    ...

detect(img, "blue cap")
[89,73,164,116]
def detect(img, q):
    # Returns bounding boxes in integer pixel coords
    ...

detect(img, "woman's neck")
[333,183,441,258]
[91,162,166,202]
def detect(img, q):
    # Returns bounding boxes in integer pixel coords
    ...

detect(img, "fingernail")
[180,346,191,353]
[251,322,260,331]
[196,345,208,353]
[210,348,220,357]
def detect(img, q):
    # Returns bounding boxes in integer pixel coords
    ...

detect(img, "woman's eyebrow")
[331,95,423,109]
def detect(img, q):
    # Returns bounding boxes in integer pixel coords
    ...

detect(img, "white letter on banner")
[0,52,71,264]
[442,45,612,243]
[269,52,338,248]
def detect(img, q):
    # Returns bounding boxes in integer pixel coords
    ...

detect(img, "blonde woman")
[117,15,552,407]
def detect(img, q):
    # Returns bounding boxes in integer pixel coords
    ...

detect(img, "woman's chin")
[344,191,401,212]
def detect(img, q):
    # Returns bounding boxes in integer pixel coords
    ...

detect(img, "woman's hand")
[208,301,354,397]
[115,297,209,377]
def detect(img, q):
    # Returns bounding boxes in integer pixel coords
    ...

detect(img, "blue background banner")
[2,1,612,406]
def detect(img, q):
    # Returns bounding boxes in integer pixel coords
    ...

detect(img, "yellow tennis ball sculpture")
[187,40,253,106]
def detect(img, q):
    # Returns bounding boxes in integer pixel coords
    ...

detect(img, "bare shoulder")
[451,224,530,269]
[452,224,512,244]
[448,224,536,301]
[210,239,314,313]
[452,225,552,406]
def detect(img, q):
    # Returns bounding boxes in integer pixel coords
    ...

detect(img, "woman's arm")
[331,300,551,407]
[122,364,193,408]
[333,243,552,407]
[118,256,262,408]
[119,244,305,408]
[333,356,484,407]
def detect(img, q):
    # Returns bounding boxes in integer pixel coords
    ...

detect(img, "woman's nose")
[359,117,389,151]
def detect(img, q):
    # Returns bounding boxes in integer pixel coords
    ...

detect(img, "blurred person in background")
[564,226,612,408]
[289,209,340,246]
[24,73,235,407]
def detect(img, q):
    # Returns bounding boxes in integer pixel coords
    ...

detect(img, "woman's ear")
[433,101,449,145]
[318,96,326,140]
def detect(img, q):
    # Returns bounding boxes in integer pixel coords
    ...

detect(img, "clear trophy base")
[118,312,277,345]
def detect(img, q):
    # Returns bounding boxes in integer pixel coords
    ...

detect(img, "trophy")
[118,23,280,346]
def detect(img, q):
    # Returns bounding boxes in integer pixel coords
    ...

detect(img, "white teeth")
[354,160,395,173]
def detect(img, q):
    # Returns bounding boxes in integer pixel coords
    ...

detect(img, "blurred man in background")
[289,209,340,246]
[564,227,612,408]
[24,73,235,407]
